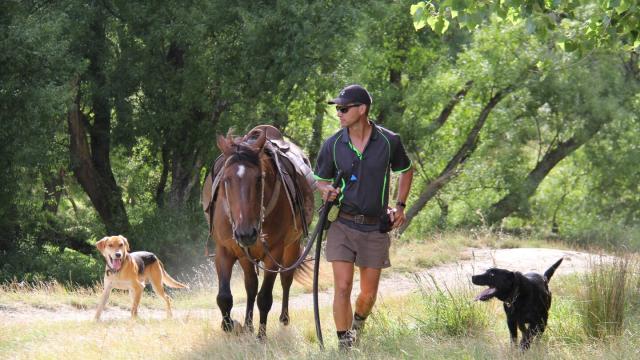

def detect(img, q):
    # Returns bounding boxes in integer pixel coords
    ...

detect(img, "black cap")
[328,84,372,106]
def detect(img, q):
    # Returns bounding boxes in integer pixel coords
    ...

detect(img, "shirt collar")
[340,120,379,143]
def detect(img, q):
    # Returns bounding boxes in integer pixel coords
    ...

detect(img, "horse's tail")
[292,247,330,291]
[293,257,314,289]
[159,260,190,289]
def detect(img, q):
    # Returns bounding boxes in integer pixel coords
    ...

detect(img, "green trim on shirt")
[313,174,333,182]
[393,160,413,174]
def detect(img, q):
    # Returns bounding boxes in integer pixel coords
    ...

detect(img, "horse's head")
[216,129,268,247]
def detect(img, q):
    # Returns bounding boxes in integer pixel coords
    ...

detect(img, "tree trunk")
[376,69,404,125]
[400,86,512,233]
[66,11,130,234]
[155,144,169,207]
[167,146,204,209]
[42,168,65,214]
[425,81,473,134]
[485,122,606,226]
[308,97,326,166]
[166,100,226,209]
[68,93,130,234]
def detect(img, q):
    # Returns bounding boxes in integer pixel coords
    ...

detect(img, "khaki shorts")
[325,220,391,269]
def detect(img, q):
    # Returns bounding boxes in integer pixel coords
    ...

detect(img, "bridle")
[221,153,266,242]
[220,145,312,274]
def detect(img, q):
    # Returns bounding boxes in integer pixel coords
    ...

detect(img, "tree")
[411,0,640,53]
[0,1,78,250]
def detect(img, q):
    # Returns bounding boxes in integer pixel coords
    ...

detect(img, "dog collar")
[505,286,520,308]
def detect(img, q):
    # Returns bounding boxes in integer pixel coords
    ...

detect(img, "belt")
[338,211,379,225]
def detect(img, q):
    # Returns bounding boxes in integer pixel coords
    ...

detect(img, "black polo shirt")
[314,122,412,231]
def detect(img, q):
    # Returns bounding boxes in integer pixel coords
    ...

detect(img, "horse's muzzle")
[234,227,258,247]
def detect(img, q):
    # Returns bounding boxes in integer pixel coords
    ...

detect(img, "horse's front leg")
[257,258,280,339]
[239,258,258,334]
[215,246,238,332]
[279,244,300,326]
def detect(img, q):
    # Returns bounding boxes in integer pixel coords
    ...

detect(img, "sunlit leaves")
[411,0,640,52]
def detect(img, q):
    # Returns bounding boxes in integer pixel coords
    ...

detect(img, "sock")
[336,330,347,339]
[352,313,367,331]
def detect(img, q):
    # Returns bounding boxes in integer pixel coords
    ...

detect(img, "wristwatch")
[396,201,406,209]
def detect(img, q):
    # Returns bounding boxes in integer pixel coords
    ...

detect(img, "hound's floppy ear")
[96,237,108,252]
[118,235,130,252]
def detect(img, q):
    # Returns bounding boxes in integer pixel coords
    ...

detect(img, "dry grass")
[2,232,639,359]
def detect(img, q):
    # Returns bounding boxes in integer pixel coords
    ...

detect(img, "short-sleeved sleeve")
[390,136,412,173]
[314,139,335,181]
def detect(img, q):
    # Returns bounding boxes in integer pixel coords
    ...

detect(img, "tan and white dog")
[94,235,188,320]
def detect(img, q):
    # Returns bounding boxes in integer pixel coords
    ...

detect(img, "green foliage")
[0,236,101,285]
[412,0,640,52]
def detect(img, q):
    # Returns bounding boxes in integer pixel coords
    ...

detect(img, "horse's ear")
[217,135,231,154]
[250,129,267,151]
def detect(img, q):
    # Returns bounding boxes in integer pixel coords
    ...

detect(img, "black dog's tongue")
[475,287,496,301]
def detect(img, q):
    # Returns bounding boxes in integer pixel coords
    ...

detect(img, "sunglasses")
[336,104,362,114]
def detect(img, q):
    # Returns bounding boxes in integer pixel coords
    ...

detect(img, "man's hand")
[319,182,340,202]
[390,207,406,229]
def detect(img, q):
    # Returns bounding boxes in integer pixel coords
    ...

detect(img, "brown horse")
[206,129,312,338]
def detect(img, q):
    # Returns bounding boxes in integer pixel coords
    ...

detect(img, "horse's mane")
[223,137,273,174]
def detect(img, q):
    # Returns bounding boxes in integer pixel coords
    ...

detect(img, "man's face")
[336,103,364,128]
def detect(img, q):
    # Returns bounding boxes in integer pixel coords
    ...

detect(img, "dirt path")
[0,247,613,324]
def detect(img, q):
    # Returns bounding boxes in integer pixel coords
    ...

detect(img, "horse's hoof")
[222,319,242,334]
[279,314,290,326]
[257,324,267,340]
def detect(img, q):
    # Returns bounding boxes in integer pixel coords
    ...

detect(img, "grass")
[2,232,640,359]
[581,255,633,338]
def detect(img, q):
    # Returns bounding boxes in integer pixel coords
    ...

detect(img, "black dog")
[471,258,563,350]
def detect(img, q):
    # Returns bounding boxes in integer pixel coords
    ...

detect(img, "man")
[314,84,414,349]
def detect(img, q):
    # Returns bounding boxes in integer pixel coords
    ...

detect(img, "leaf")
[441,18,450,34]
[410,2,426,16]
[615,0,631,14]
[427,15,440,31]
[411,3,428,30]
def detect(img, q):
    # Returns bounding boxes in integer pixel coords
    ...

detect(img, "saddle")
[201,125,316,236]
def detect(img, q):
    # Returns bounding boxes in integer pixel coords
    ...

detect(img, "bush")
[0,235,101,285]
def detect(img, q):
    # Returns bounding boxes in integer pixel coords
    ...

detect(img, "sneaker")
[351,314,366,345]
[338,330,356,351]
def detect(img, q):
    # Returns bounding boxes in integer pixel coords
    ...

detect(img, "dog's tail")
[159,260,189,289]
[544,257,564,282]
